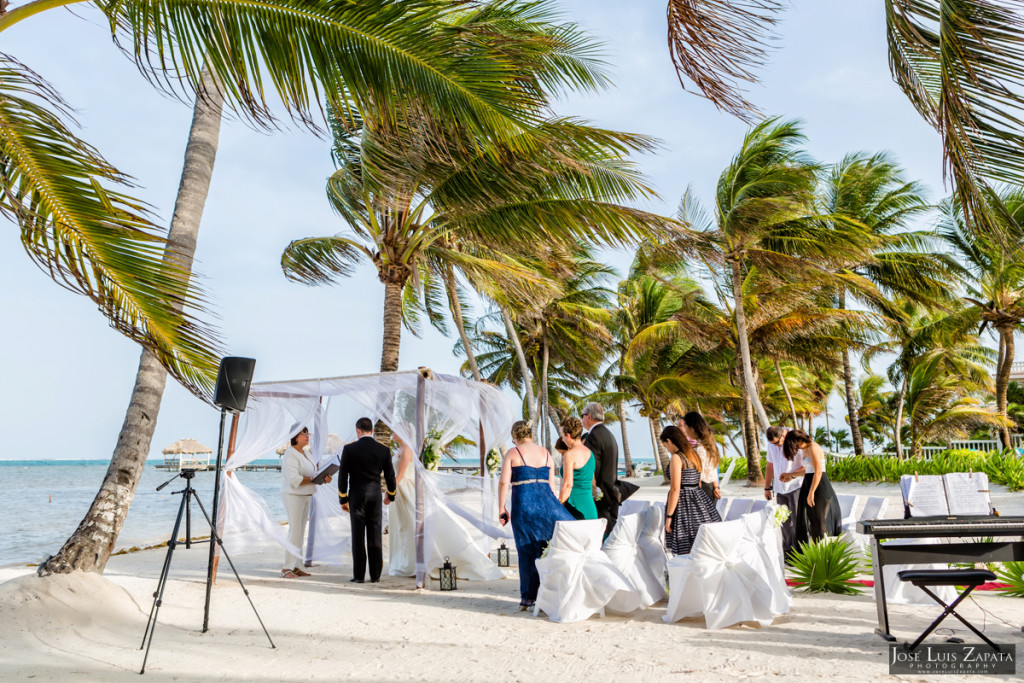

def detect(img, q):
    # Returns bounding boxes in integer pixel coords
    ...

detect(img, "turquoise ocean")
[2,457,659,567]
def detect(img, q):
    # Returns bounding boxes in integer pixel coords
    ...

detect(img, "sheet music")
[900,474,949,516]
[943,472,991,516]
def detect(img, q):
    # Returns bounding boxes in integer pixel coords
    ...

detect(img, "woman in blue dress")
[498,420,573,610]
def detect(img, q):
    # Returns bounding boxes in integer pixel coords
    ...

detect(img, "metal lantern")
[439,557,457,591]
[496,542,510,568]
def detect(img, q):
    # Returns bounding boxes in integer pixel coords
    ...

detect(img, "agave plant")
[995,562,1024,598]
[789,537,863,595]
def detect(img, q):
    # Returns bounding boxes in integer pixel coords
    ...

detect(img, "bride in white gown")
[388,436,504,580]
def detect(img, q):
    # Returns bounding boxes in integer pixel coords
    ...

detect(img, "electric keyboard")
[858,515,1024,642]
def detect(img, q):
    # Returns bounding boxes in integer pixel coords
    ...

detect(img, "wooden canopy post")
[414,371,427,588]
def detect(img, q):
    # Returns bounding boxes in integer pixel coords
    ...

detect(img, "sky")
[0,1,951,461]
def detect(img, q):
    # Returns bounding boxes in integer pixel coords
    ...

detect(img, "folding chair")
[837,494,859,535]
[719,460,737,488]
[724,498,753,521]
[896,569,999,652]
[748,499,768,514]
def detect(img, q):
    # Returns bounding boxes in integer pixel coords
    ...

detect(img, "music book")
[312,462,340,486]
[900,472,991,517]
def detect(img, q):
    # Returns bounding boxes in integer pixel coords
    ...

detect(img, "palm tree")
[821,151,954,455]
[23,0,569,576]
[903,352,1011,458]
[675,118,869,437]
[856,374,897,452]
[939,188,1024,448]
[281,109,670,378]
[666,1,1024,243]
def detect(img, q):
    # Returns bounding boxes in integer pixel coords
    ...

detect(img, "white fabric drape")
[217,371,515,580]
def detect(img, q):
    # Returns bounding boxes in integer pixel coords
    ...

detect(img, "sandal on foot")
[281,570,299,579]
[292,567,311,577]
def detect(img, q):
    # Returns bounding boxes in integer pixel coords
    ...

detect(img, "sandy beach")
[2,480,1022,682]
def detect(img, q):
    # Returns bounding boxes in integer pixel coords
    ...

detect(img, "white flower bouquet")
[486,448,501,474]
[422,429,443,471]
[771,504,791,528]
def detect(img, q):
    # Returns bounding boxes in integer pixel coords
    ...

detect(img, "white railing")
[949,439,1001,453]
[1010,361,1024,379]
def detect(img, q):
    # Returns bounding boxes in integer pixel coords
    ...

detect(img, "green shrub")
[789,537,863,595]
[826,448,1024,491]
[995,562,1024,597]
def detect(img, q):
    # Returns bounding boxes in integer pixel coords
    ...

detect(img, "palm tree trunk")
[501,307,538,425]
[540,324,551,450]
[842,348,865,455]
[39,73,224,575]
[774,358,798,427]
[618,353,634,476]
[443,266,481,381]
[380,279,404,373]
[648,414,671,480]
[742,385,764,485]
[837,289,865,455]
[894,377,907,460]
[731,260,771,432]
[996,325,1014,449]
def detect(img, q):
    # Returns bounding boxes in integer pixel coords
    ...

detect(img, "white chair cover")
[663,519,775,629]
[534,519,631,623]
[878,538,958,606]
[602,513,667,612]
[619,499,651,518]
[740,509,791,615]
[724,498,753,521]
[837,494,859,535]
[638,502,668,587]
[719,460,737,487]
[748,499,769,514]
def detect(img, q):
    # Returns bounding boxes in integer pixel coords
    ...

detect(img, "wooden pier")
[154,462,281,472]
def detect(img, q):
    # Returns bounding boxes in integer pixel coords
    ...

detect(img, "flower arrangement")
[422,429,444,471]
[771,504,791,529]
[486,448,501,474]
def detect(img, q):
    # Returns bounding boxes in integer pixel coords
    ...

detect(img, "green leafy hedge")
[826,449,1024,491]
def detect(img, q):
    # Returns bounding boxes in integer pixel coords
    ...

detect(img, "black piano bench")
[897,569,999,653]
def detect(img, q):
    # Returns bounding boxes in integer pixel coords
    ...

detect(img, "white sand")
[1,480,1022,682]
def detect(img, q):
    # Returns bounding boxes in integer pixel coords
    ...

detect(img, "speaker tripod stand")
[139,469,274,674]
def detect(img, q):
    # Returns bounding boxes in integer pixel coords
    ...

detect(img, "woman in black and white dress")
[783,429,842,545]
[660,425,721,555]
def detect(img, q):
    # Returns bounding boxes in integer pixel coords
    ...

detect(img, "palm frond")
[666,0,785,120]
[0,54,219,395]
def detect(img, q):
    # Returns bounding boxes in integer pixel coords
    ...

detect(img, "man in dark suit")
[338,417,396,583]
[582,402,620,535]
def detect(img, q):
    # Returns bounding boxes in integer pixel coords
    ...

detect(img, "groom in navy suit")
[338,417,396,583]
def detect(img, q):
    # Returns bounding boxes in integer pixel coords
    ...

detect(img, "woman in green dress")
[557,416,598,520]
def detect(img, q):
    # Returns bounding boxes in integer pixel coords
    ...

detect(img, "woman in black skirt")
[660,425,721,555]
[782,429,842,546]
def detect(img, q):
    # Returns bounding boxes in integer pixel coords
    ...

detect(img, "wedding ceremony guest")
[280,427,332,579]
[764,425,802,557]
[338,418,396,584]
[678,412,721,502]
[660,425,721,555]
[557,417,598,521]
[783,429,842,546]
[582,402,620,534]
[498,420,572,610]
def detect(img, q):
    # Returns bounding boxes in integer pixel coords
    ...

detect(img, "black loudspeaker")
[213,357,256,413]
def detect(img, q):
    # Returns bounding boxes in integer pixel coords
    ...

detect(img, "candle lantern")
[438,557,457,591]
[496,542,510,568]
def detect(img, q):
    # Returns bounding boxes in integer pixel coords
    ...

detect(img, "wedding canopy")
[218,368,516,587]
